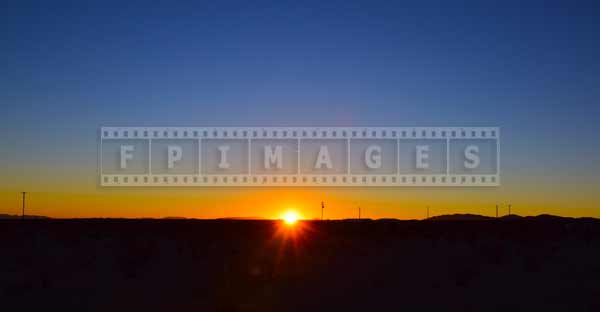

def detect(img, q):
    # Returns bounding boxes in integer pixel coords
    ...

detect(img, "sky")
[1,0,599,219]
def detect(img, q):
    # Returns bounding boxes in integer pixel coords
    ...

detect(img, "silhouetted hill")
[527,214,571,221]
[499,214,523,220]
[217,216,266,220]
[427,213,494,221]
[0,213,49,219]
[426,214,585,222]
[341,218,373,222]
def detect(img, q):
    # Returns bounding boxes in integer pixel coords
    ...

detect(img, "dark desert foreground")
[1,216,600,311]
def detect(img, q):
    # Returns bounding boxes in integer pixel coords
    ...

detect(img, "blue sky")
[1,1,599,217]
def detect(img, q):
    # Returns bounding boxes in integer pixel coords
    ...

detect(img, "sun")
[282,210,299,225]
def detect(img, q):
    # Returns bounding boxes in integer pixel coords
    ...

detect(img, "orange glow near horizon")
[1,179,600,219]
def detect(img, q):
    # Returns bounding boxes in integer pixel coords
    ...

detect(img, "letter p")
[168,145,183,169]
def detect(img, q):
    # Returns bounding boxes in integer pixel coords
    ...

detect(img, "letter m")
[264,145,283,169]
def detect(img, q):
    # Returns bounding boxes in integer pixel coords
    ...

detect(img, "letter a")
[315,145,333,169]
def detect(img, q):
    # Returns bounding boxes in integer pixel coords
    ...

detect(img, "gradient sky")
[1,0,599,219]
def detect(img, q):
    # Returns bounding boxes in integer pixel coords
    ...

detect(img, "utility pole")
[21,192,27,220]
[426,206,429,219]
[321,201,324,220]
[358,206,361,220]
[496,204,498,218]
[508,204,512,216]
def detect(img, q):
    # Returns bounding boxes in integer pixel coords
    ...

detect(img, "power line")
[21,192,27,220]
[321,201,324,220]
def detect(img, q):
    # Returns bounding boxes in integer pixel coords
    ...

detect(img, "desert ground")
[1,216,599,311]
